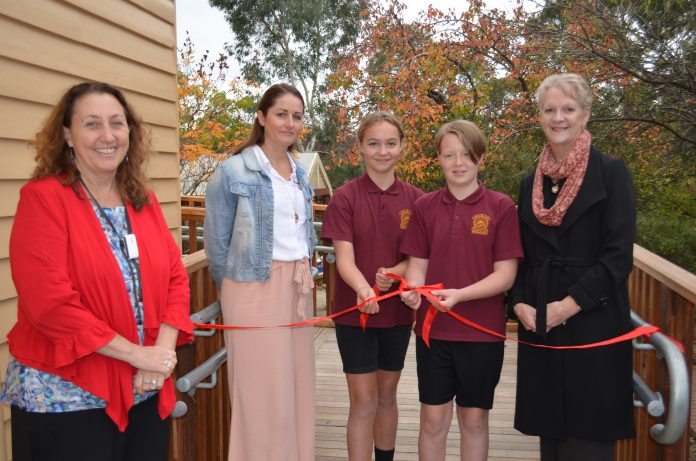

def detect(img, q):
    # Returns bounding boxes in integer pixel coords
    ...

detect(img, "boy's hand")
[430,289,460,311]
[400,290,422,310]
[375,267,395,292]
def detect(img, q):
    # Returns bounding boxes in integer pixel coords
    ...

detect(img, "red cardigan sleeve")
[9,180,117,368]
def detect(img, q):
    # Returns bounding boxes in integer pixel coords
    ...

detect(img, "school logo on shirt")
[471,213,491,235]
[399,209,413,230]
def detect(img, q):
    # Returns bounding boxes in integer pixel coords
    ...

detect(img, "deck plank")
[314,327,540,460]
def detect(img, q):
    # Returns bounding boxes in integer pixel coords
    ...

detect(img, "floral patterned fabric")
[1,205,154,412]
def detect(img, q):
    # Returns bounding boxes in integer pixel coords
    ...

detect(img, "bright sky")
[175,0,519,64]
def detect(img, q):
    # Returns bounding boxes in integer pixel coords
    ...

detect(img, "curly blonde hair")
[31,82,151,209]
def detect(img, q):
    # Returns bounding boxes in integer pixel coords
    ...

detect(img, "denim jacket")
[204,146,317,288]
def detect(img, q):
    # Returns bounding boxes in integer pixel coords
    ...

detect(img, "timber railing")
[616,245,696,461]
[169,250,229,461]
[175,199,696,461]
[181,195,205,255]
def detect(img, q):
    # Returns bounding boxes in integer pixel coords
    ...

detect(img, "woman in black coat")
[510,73,636,461]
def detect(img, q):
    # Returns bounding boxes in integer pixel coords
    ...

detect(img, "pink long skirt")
[220,259,315,461]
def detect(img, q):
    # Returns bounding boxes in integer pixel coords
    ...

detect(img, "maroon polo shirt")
[321,174,423,327]
[400,183,523,341]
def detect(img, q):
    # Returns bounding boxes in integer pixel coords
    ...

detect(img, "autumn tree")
[178,34,255,194]
[528,0,696,149]
[209,0,367,150]
[328,0,535,194]
[519,1,696,272]
[327,0,696,271]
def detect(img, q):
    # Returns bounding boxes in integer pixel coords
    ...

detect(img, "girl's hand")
[375,268,395,292]
[357,285,379,314]
[400,290,422,310]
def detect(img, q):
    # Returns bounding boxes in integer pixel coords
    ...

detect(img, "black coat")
[509,146,636,441]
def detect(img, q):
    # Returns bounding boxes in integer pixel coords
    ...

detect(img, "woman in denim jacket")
[204,83,317,461]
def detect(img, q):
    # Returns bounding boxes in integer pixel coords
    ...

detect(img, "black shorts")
[416,336,504,409]
[335,323,412,374]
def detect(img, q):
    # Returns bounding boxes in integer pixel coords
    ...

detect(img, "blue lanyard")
[79,178,143,304]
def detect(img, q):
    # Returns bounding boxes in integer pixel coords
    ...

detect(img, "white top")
[253,145,309,261]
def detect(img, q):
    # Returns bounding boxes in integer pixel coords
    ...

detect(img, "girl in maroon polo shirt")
[322,112,423,461]
[400,120,523,461]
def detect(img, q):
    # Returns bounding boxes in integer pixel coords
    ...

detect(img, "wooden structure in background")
[181,195,206,255]
[0,1,181,457]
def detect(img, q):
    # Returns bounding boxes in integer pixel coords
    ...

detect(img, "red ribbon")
[193,273,682,352]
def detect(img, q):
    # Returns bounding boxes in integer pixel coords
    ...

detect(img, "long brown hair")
[234,83,305,154]
[31,82,151,209]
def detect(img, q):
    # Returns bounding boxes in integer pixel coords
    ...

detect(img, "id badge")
[124,233,139,259]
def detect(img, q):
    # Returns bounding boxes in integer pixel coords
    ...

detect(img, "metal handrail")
[315,244,335,264]
[630,310,689,444]
[171,400,188,418]
[191,300,221,337]
[632,370,664,417]
[176,347,227,395]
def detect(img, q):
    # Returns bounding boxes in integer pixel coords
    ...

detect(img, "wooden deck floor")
[313,327,540,460]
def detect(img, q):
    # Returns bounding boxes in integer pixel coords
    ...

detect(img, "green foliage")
[324,0,696,270]
[324,159,363,189]
[208,0,367,131]
[181,1,696,276]
[637,211,696,273]
[530,0,696,151]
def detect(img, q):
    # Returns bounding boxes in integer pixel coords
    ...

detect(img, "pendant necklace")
[551,179,560,194]
[283,179,300,223]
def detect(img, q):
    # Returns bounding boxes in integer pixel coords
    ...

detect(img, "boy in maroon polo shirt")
[400,120,523,461]
[322,112,423,461]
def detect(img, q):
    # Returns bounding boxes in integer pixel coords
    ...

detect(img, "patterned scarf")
[532,130,591,227]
